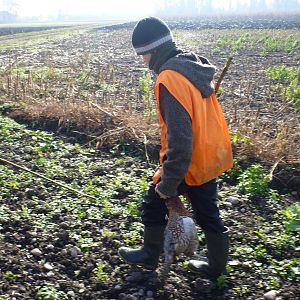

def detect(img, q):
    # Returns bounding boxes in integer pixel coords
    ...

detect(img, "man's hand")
[155,185,169,199]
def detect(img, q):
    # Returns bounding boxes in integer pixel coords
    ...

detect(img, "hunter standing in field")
[118,16,233,278]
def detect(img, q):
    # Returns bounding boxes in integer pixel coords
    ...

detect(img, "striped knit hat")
[132,17,173,55]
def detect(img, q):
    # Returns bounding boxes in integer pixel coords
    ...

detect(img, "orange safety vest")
[153,69,233,186]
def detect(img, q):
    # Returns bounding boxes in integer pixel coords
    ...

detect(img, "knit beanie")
[132,17,173,55]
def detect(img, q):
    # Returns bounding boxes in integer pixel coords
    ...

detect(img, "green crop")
[36,285,68,300]
[93,261,109,284]
[266,65,300,107]
[237,164,278,199]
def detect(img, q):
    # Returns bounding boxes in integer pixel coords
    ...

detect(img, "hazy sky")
[0,0,298,18]
[0,0,155,17]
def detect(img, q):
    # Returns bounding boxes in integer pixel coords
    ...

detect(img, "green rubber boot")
[188,227,229,278]
[118,225,165,270]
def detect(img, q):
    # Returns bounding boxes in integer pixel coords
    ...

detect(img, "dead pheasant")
[159,196,199,281]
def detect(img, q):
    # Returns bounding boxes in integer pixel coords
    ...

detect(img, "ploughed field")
[0,15,299,300]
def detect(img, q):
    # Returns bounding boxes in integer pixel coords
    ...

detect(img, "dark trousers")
[141,179,225,233]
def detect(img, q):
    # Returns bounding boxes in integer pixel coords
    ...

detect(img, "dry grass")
[7,100,160,160]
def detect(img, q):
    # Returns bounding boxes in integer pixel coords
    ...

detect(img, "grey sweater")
[156,52,217,196]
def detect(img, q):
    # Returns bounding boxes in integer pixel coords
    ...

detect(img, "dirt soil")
[0,15,299,300]
[0,114,299,300]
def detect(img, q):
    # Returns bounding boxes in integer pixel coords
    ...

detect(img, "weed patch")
[266,65,300,107]
[237,164,278,199]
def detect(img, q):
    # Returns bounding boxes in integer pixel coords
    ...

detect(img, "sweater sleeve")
[156,84,193,197]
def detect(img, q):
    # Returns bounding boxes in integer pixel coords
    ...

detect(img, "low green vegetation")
[216,34,249,51]
[139,70,154,115]
[0,25,91,50]
[180,28,300,57]
[237,164,278,199]
[221,160,243,184]
[36,284,68,300]
[265,65,300,107]
[12,66,66,80]
[215,274,228,289]
[0,104,298,298]
[93,261,110,284]
[230,200,299,292]
[0,22,299,299]
[259,34,300,53]
[0,114,152,250]
[281,202,300,232]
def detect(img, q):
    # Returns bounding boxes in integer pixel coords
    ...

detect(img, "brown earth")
[0,15,299,300]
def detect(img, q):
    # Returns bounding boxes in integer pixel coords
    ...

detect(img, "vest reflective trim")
[154,69,233,186]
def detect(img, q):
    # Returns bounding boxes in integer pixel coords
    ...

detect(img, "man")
[119,16,233,278]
